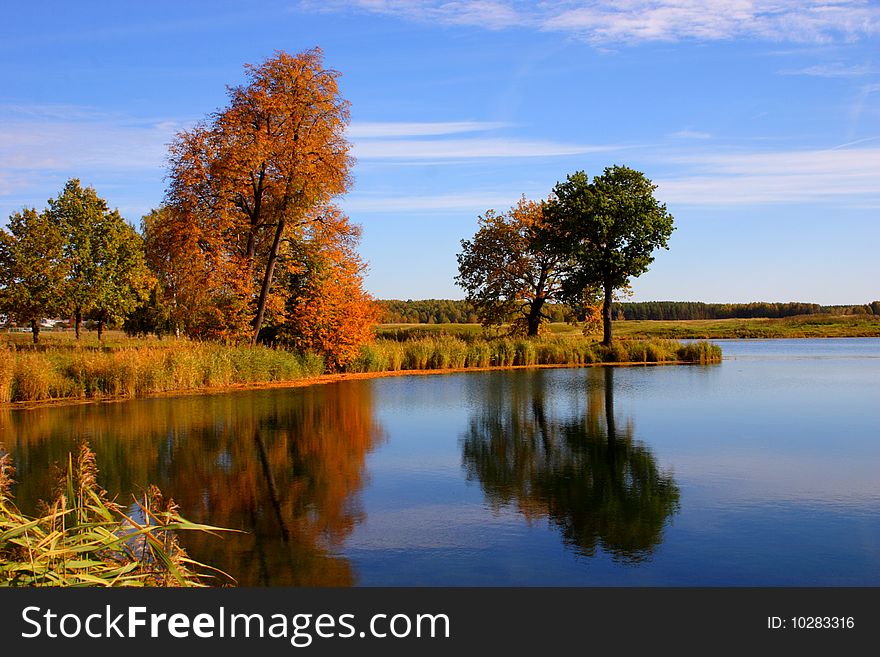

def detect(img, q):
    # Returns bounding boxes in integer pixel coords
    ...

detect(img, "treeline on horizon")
[378,299,880,324]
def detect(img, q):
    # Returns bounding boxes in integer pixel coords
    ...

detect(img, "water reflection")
[461,368,680,562]
[1,384,384,586]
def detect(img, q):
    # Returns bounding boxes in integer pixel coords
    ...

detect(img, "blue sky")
[2,1,878,304]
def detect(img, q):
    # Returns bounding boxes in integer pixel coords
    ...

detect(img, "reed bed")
[0,342,324,403]
[1,334,720,404]
[347,336,721,373]
[0,442,232,587]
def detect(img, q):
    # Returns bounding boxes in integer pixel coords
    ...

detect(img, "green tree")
[124,280,173,339]
[87,221,150,340]
[46,179,148,340]
[45,179,103,338]
[547,166,674,345]
[0,209,67,344]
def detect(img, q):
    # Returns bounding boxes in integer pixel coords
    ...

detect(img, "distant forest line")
[379,299,880,324]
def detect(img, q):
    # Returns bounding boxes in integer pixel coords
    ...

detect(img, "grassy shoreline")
[1,334,720,406]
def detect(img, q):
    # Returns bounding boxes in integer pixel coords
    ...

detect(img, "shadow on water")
[461,367,680,562]
[0,383,385,586]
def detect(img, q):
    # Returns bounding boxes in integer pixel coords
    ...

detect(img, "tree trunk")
[602,281,614,346]
[97,319,104,342]
[251,218,285,345]
[74,307,82,339]
[254,428,290,542]
[604,366,616,443]
[31,319,40,345]
[526,297,546,336]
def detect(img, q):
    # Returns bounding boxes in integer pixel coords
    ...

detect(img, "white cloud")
[303,0,525,30]
[347,121,510,138]
[670,130,712,139]
[307,1,880,44]
[0,105,184,173]
[779,62,871,77]
[353,137,616,159]
[0,104,186,221]
[542,1,880,44]
[341,191,526,213]
[656,146,880,204]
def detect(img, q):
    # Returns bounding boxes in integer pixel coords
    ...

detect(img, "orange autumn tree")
[456,196,601,336]
[164,48,353,344]
[142,205,252,340]
[274,205,378,371]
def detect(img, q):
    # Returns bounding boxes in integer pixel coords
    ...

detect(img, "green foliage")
[546,166,675,344]
[46,179,150,338]
[0,442,233,587]
[0,208,67,343]
[124,281,176,338]
[379,299,480,324]
[675,341,723,363]
[614,300,880,320]
[377,299,880,325]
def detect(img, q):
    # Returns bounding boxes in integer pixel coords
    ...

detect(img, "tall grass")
[1,342,324,403]
[347,336,721,373]
[1,333,721,404]
[0,442,233,587]
[0,345,14,403]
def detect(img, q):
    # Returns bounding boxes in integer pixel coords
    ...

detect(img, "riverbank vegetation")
[0,340,323,403]
[348,336,720,373]
[0,331,720,404]
[0,442,230,586]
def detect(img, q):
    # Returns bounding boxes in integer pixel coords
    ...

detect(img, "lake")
[2,338,878,586]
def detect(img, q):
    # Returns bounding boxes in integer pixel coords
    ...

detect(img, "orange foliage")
[162,48,354,343]
[279,206,379,371]
[142,206,251,341]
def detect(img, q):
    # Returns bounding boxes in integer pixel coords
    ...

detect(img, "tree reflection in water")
[461,367,680,562]
[1,383,384,586]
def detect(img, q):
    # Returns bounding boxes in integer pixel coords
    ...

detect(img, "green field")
[378,313,880,340]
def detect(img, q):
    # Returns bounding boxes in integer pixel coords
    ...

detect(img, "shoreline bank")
[2,358,714,411]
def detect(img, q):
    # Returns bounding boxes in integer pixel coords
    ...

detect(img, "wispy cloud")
[342,191,525,213]
[306,1,880,44]
[541,1,880,44]
[779,62,871,77]
[656,146,880,204]
[670,130,711,140]
[347,121,510,138]
[301,0,525,30]
[353,137,617,159]
[0,104,186,220]
[349,117,617,160]
[0,104,184,172]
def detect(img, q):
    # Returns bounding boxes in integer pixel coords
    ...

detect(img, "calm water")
[2,338,878,586]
